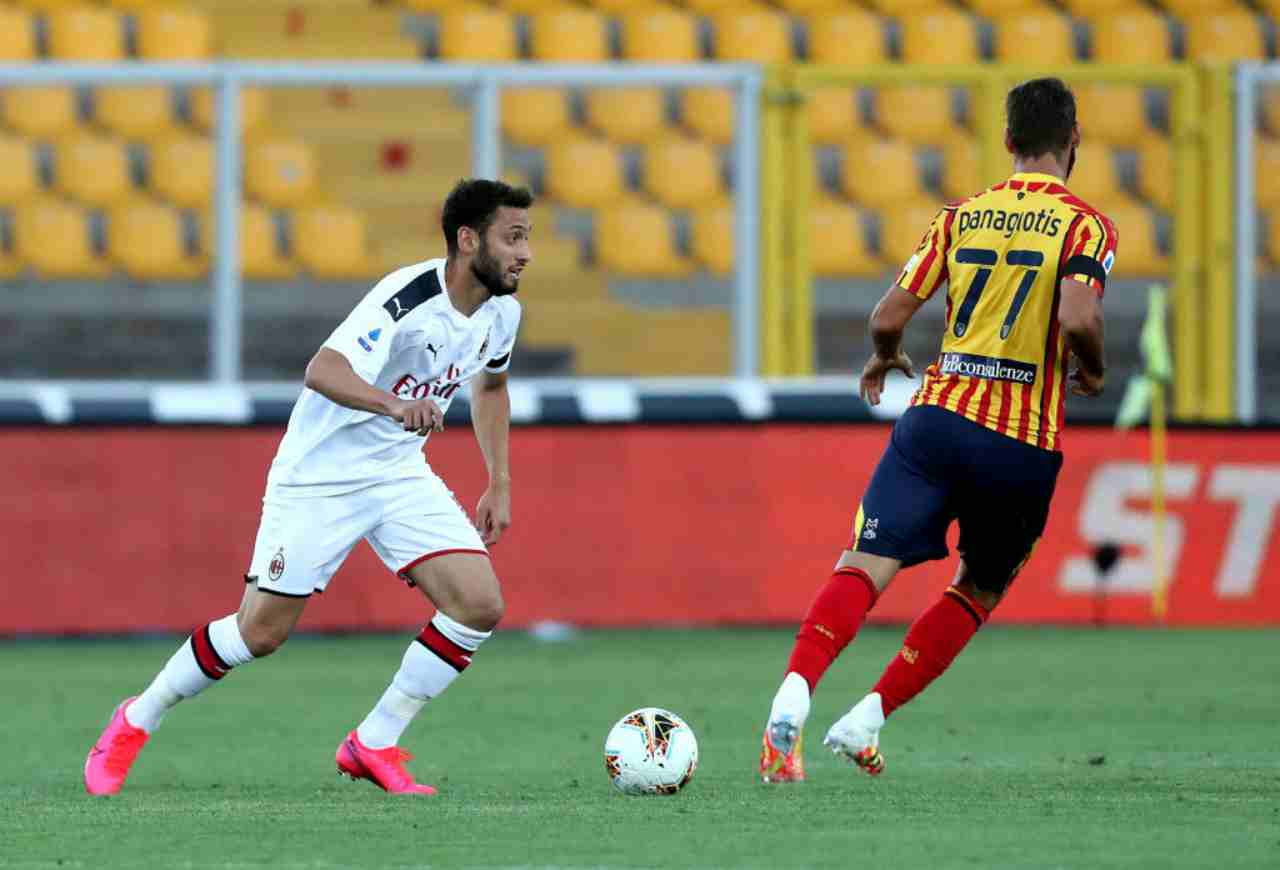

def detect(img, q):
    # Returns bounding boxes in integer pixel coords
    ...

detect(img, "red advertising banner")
[2,424,1279,633]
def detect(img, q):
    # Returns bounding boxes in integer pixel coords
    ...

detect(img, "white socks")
[126,614,255,733]
[357,612,491,749]
[769,672,813,727]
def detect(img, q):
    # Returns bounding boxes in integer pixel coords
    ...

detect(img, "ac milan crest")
[269,548,286,581]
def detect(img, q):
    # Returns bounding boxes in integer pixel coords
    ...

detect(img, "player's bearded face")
[471,237,517,297]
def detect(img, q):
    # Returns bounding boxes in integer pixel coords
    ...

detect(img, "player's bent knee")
[456,589,504,632]
[239,621,291,657]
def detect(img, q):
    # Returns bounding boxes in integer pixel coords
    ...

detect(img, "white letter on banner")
[1059,462,1199,593]
[1209,466,1280,598]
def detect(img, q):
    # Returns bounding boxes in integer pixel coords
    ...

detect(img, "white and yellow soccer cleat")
[823,693,886,777]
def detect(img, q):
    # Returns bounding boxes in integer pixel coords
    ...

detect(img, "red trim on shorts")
[397,548,489,579]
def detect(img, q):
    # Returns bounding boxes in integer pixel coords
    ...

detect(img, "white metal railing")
[1235,63,1268,424]
[0,62,763,379]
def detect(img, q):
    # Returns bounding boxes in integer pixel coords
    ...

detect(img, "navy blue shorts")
[850,405,1063,594]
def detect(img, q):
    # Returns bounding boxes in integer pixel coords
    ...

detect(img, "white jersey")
[265,258,521,496]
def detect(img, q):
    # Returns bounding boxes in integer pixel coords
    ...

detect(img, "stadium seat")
[1255,137,1280,210]
[1,87,80,139]
[501,88,571,147]
[682,88,735,146]
[865,0,941,13]
[1089,10,1170,64]
[1183,13,1265,62]
[0,8,36,61]
[841,139,923,209]
[54,136,133,208]
[684,0,761,12]
[438,8,517,63]
[808,88,859,146]
[400,0,474,10]
[1136,134,1173,212]
[108,199,204,281]
[644,137,724,210]
[713,8,792,63]
[0,136,40,205]
[1161,0,1237,15]
[995,11,1075,64]
[1072,84,1147,146]
[95,87,176,140]
[595,201,693,277]
[621,7,701,63]
[590,0,663,11]
[876,86,957,146]
[1103,203,1166,277]
[150,135,213,210]
[1261,85,1280,137]
[202,203,297,280]
[294,205,374,279]
[544,137,625,208]
[1060,0,1143,16]
[191,87,269,138]
[11,0,84,9]
[1064,143,1124,209]
[805,7,885,66]
[530,7,609,63]
[967,0,1043,14]
[811,201,882,278]
[773,0,848,12]
[691,204,734,275]
[880,202,944,267]
[901,9,978,65]
[245,138,317,208]
[586,89,669,145]
[136,8,212,61]
[941,136,981,202]
[15,199,110,278]
[48,8,124,62]
[497,0,566,12]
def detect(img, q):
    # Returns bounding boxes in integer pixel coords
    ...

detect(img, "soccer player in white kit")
[85,180,534,796]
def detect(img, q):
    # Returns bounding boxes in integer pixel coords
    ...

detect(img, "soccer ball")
[603,707,699,795]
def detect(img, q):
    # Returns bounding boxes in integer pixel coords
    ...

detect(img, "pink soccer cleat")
[84,697,150,795]
[336,730,437,795]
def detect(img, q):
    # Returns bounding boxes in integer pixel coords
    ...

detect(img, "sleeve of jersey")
[895,209,952,301]
[1062,212,1117,297]
[484,302,522,373]
[320,303,399,383]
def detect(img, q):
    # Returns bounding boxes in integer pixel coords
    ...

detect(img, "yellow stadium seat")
[0,8,36,61]
[55,136,133,208]
[901,9,978,65]
[1184,13,1265,62]
[1072,84,1147,147]
[0,136,40,205]
[2,87,79,139]
[644,137,724,210]
[48,8,124,62]
[806,8,886,66]
[1060,0,1143,15]
[136,8,211,61]
[150,135,213,209]
[591,0,664,11]
[245,138,317,208]
[192,87,269,138]
[685,0,760,12]
[967,0,1042,14]
[1067,143,1126,209]
[1162,0,1237,15]
[109,199,204,281]
[841,139,923,209]
[95,87,175,140]
[866,0,941,13]
[682,88,735,146]
[202,204,297,280]
[622,7,700,62]
[530,7,608,63]
[545,137,624,208]
[15,199,111,278]
[713,8,792,63]
[295,205,375,279]
[586,89,669,145]
[501,88,570,147]
[1136,134,1173,212]
[1089,10,1170,64]
[401,0,474,10]
[103,0,179,8]
[880,201,945,267]
[941,136,981,202]
[1104,203,1166,277]
[691,204,734,275]
[497,0,564,12]
[1255,136,1280,210]
[595,201,693,277]
[811,200,882,278]
[996,11,1075,64]
[876,86,957,146]
[439,8,517,63]
[808,88,860,146]
[11,0,83,11]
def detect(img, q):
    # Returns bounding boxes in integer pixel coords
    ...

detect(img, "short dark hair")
[1006,77,1076,160]
[441,179,534,256]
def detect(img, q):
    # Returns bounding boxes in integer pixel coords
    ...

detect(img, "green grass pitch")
[4,627,1277,869]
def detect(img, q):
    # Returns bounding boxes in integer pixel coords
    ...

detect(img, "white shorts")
[245,472,487,598]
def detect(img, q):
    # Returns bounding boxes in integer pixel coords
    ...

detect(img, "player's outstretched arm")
[860,286,925,406]
[471,370,512,545]
[304,347,443,433]
[1058,278,1106,397]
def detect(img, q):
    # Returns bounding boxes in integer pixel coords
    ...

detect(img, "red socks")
[786,567,878,691]
[873,586,988,717]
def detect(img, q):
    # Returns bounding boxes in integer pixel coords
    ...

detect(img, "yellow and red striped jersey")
[896,171,1117,451]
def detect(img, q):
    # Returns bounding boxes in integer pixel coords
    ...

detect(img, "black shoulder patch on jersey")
[383,267,442,322]
[1064,253,1107,288]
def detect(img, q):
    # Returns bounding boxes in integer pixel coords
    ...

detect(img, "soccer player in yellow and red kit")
[760,78,1115,781]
